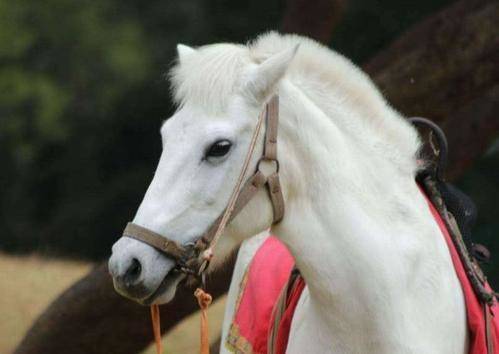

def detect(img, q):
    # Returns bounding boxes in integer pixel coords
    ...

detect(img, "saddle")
[411,118,478,255]
[411,117,496,303]
[412,117,498,354]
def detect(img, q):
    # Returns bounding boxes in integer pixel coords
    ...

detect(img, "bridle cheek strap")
[120,95,284,273]
[261,95,284,223]
[267,172,284,222]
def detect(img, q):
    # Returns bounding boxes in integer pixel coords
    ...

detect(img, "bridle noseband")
[121,95,284,278]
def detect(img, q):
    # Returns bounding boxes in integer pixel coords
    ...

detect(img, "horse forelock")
[169,43,249,114]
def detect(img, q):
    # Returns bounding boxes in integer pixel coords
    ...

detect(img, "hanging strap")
[194,288,213,354]
[267,268,305,354]
[150,304,163,354]
[484,303,495,354]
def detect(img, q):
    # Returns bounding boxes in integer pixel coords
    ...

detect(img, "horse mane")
[169,32,421,175]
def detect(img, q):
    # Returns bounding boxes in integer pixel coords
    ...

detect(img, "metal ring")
[257,157,280,174]
[409,117,448,181]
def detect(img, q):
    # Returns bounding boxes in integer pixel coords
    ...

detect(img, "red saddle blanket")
[225,197,498,354]
[225,236,300,354]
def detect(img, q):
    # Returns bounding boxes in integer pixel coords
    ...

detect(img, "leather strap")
[123,223,186,262]
[267,172,285,223]
[267,268,303,354]
[263,96,279,160]
[485,303,495,354]
[150,304,163,354]
[121,95,285,274]
[261,96,284,223]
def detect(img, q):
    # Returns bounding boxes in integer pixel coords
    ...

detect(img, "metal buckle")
[182,241,197,260]
[173,242,197,275]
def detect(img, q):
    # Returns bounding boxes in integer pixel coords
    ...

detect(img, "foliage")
[0,0,286,258]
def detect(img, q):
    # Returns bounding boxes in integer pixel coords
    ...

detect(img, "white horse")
[109,32,467,353]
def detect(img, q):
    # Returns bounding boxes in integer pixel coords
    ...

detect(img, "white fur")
[109,32,467,353]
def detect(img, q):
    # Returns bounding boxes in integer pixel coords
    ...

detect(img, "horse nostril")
[123,258,142,285]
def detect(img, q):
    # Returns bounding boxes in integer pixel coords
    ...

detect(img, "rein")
[121,95,285,354]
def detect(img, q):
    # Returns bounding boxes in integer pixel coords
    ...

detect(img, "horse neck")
[274,79,437,324]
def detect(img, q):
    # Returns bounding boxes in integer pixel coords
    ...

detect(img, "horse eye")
[206,140,232,159]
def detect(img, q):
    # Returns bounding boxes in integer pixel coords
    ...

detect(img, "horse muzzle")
[108,236,185,305]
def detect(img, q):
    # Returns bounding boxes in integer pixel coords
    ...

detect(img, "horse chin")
[141,272,186,306]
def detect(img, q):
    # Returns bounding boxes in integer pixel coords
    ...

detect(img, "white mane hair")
[169,31,421,178]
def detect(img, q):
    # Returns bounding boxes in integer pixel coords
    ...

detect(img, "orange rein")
[194,288,213,354]
[150,288,213,354]
[150,304,163,354]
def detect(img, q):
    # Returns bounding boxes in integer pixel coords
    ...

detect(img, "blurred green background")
[0,0,496,283]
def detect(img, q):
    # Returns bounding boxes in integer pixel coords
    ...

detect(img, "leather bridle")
[121,95,285,279]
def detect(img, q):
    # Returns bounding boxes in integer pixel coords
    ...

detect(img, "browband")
[121,95,285,274]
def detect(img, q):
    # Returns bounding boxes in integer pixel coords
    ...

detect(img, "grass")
[0,253,91,353]
[0,253,226,354]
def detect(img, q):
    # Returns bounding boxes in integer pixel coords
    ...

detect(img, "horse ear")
[245,45,299,102]
[176,44,196,63]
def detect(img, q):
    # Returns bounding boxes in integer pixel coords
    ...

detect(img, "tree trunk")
[365,0,499,179]
[281,0,346,43]
[14,256,236,354]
